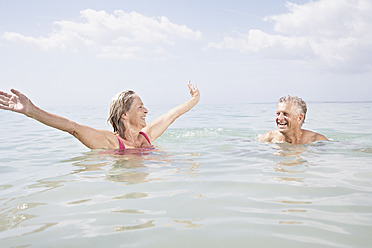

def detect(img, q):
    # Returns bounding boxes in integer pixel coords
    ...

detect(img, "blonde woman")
[0,82,200,150]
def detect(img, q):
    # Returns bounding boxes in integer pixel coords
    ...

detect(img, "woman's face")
[123,95,148,129]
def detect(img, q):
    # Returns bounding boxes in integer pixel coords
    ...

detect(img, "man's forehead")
[277,102,297,111]
[277,101,293,108]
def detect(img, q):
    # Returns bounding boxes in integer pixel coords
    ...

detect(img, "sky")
[0,0,371,107]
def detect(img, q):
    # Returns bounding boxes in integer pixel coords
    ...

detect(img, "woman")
[0,81,200,150]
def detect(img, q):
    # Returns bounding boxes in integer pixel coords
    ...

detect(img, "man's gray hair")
[278,95,307,125]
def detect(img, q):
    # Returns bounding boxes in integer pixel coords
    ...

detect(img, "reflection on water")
[1,139,370,248]
[0,142,372,247]
[282,209,307,213]
[271,144,313,226]
[0,149,207,245]
[274,143,308,167]
[0,201,57,238]
[275,177,304,182]
[173,219,203,229]
[277,200,312,205]
[68,199,92,205]
[115,220,155,232]
[106,171,151,184]
[272,143,308,183]
[278,220,303,225]
[355,147,372,153]
[27,179,65,190]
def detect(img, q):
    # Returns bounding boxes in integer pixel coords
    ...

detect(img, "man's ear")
[298,113,304,124]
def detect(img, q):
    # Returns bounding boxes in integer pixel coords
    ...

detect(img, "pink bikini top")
[117,132,151,150]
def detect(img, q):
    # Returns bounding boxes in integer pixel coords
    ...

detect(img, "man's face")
[276,102,303,134]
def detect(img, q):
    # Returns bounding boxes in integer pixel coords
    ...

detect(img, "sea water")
[0,102,371,248]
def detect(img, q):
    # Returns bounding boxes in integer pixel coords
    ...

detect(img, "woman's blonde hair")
[108,90,136,138]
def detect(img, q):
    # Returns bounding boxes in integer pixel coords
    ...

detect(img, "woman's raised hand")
[188,81,200,101]
[0,89,32,115]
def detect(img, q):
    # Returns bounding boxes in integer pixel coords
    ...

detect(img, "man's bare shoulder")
[302,129,328,143]
[258,130,282,143]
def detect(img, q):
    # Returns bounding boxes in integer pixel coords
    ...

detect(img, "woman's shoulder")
[97,129,120,149]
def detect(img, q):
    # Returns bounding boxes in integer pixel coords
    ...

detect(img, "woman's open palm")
[0,89,30,114]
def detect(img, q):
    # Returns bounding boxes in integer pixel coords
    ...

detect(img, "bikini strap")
[139,131,151,145]
[116,135,126,150]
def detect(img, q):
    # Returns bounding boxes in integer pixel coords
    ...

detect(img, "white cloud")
[3,9,202,60]
[208,0,372,72]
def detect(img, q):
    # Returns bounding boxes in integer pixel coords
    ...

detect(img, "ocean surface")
[0,102,371,248]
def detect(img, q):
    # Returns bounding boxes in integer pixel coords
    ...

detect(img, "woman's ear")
[121,113,127,120]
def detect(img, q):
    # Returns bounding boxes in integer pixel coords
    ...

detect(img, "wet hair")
[108,90,136,138]
[278,95,307,125]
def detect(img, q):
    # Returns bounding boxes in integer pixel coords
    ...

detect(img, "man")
[258,95,328,144]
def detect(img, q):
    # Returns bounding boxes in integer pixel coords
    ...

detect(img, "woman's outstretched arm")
[0,89,117,149]
[142,81,200,142]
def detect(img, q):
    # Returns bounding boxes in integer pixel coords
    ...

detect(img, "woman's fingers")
[187,81,200,100]
[188,80,192,92]
[0,91,12,109]
[188,81,198,92]
[0,90,12,100]
[10,89,23,97]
